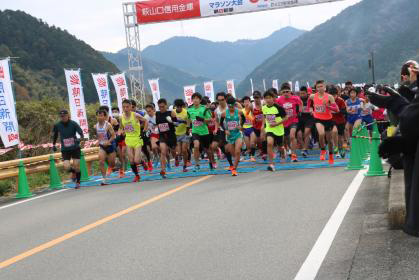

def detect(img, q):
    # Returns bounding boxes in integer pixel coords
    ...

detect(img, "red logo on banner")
[136,0,201,24]
[116,77,126,86]
[0,67,4,79]
[152,83,157,91]
[70,74,80,85]
[97,77,107,87]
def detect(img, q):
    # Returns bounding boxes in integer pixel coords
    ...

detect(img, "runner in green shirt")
[187,92,215,172]
[262,90,287,171]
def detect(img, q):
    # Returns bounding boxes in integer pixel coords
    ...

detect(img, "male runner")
[215,92,235,170]
[252,91,265,157]
[242,96,256,161]
[220,96,244,176]
[187,92,214,172]
[173,99,190,172]
[155,99,177,178]
[95,110,116,185]
[111,107,126,178]
[297,86,315,158]
[276,83,302,162]
[329,85,347,158]
[345,88,363,139]
[118,99,148,182]
[52,110,84,189]
[307,80,339,164]
[262,91,287,171]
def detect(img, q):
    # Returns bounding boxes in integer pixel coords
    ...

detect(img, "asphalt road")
[0,166,363,279]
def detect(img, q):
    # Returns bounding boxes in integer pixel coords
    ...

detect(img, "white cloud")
[1,0,361,52]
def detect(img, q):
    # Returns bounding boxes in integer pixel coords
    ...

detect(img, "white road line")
[0,189,69,210]
[294,169,367,280]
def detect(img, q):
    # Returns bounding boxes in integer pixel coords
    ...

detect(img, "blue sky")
[2,0,361,52]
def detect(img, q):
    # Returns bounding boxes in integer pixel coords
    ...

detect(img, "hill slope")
[238,0,419,96]
[0,10,119,102]
[141,27,305,81]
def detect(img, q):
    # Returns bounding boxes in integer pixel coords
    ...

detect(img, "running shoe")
[100,179,108,186]
[320,150,327,161]
[186,161,192,167]
[183,166,188,172]
[213,163,218,169]
[333,146,339,155]
[267,164,275,172]
[339,149,346,159]
[133,175,140,182]
[148,161,153,173]
[302,150,308,158]
[328,153,334,165]
[119,169,125,178]
[175,157,180,167]
[193,165,200,172]
[291,154,298,163]
[141,162,148,171]
[228,165,234,171]
[231,168,238,176]
[75,182,81,189]
[250,156,256,162]
[106,167,113,176]
[160,170,167,179]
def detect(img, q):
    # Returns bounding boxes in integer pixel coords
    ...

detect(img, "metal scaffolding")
[122,2,146,108]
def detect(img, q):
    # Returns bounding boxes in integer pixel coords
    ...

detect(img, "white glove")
[166,116,173,123]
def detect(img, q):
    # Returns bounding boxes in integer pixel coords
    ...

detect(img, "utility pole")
[369,51,376,84]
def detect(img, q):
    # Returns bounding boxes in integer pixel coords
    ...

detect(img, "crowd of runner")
[52,80,390,188]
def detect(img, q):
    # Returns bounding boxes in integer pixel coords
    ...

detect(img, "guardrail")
[0,147,99,185]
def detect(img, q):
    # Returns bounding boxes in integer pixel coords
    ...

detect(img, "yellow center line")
[0,175,213,269]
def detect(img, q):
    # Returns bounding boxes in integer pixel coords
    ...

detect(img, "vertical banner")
[288,81,293,90]
[0,59,19,147]
[226,80,236,98]
[204,81,214,102]
[64,69,89,138]
[272,80,279,91]
[263,79,266,91]
[184,85,196,106]
[148,78,161,108]
[110,73,129,112]
[92,73,111,111]
[250,78,254,94]
[294,81,300,92]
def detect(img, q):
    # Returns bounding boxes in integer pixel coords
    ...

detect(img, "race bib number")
[286,109,294,117]
[158,123,170,132]
[97,132,107,142]
[266,115,276,125]
[244,119,252,126]
[193,120,203,127]
[315,105,326,113]
[227,121,238,130]
[255,114,264,122]
[63,138,75,147]
[124,123,134,132]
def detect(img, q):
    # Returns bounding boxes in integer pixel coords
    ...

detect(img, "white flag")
[250,78,254,94]
[0,59,19,147]
[148,79,161,108]
[92,73,111,111]
[226,80,236,98]
[184,85,196,106]
[64,69,89,139]
[288,81,293,90]
[272,80,279,91]
[295,81,300,92]
[263,79,267,91]
[204,81,214,102]
[110,73,129,112]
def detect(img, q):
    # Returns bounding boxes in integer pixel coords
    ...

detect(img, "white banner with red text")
[92,73,111,111]
[184,85,196,106]
[64,69,89,139]
[204,81,214,102]
[0,59,19,147]
[110,73,129,112]
[135,0,344,24]
[226,80,236,98]
[148,78,161,108]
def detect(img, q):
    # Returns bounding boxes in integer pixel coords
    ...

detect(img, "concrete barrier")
[388,169,405,229]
